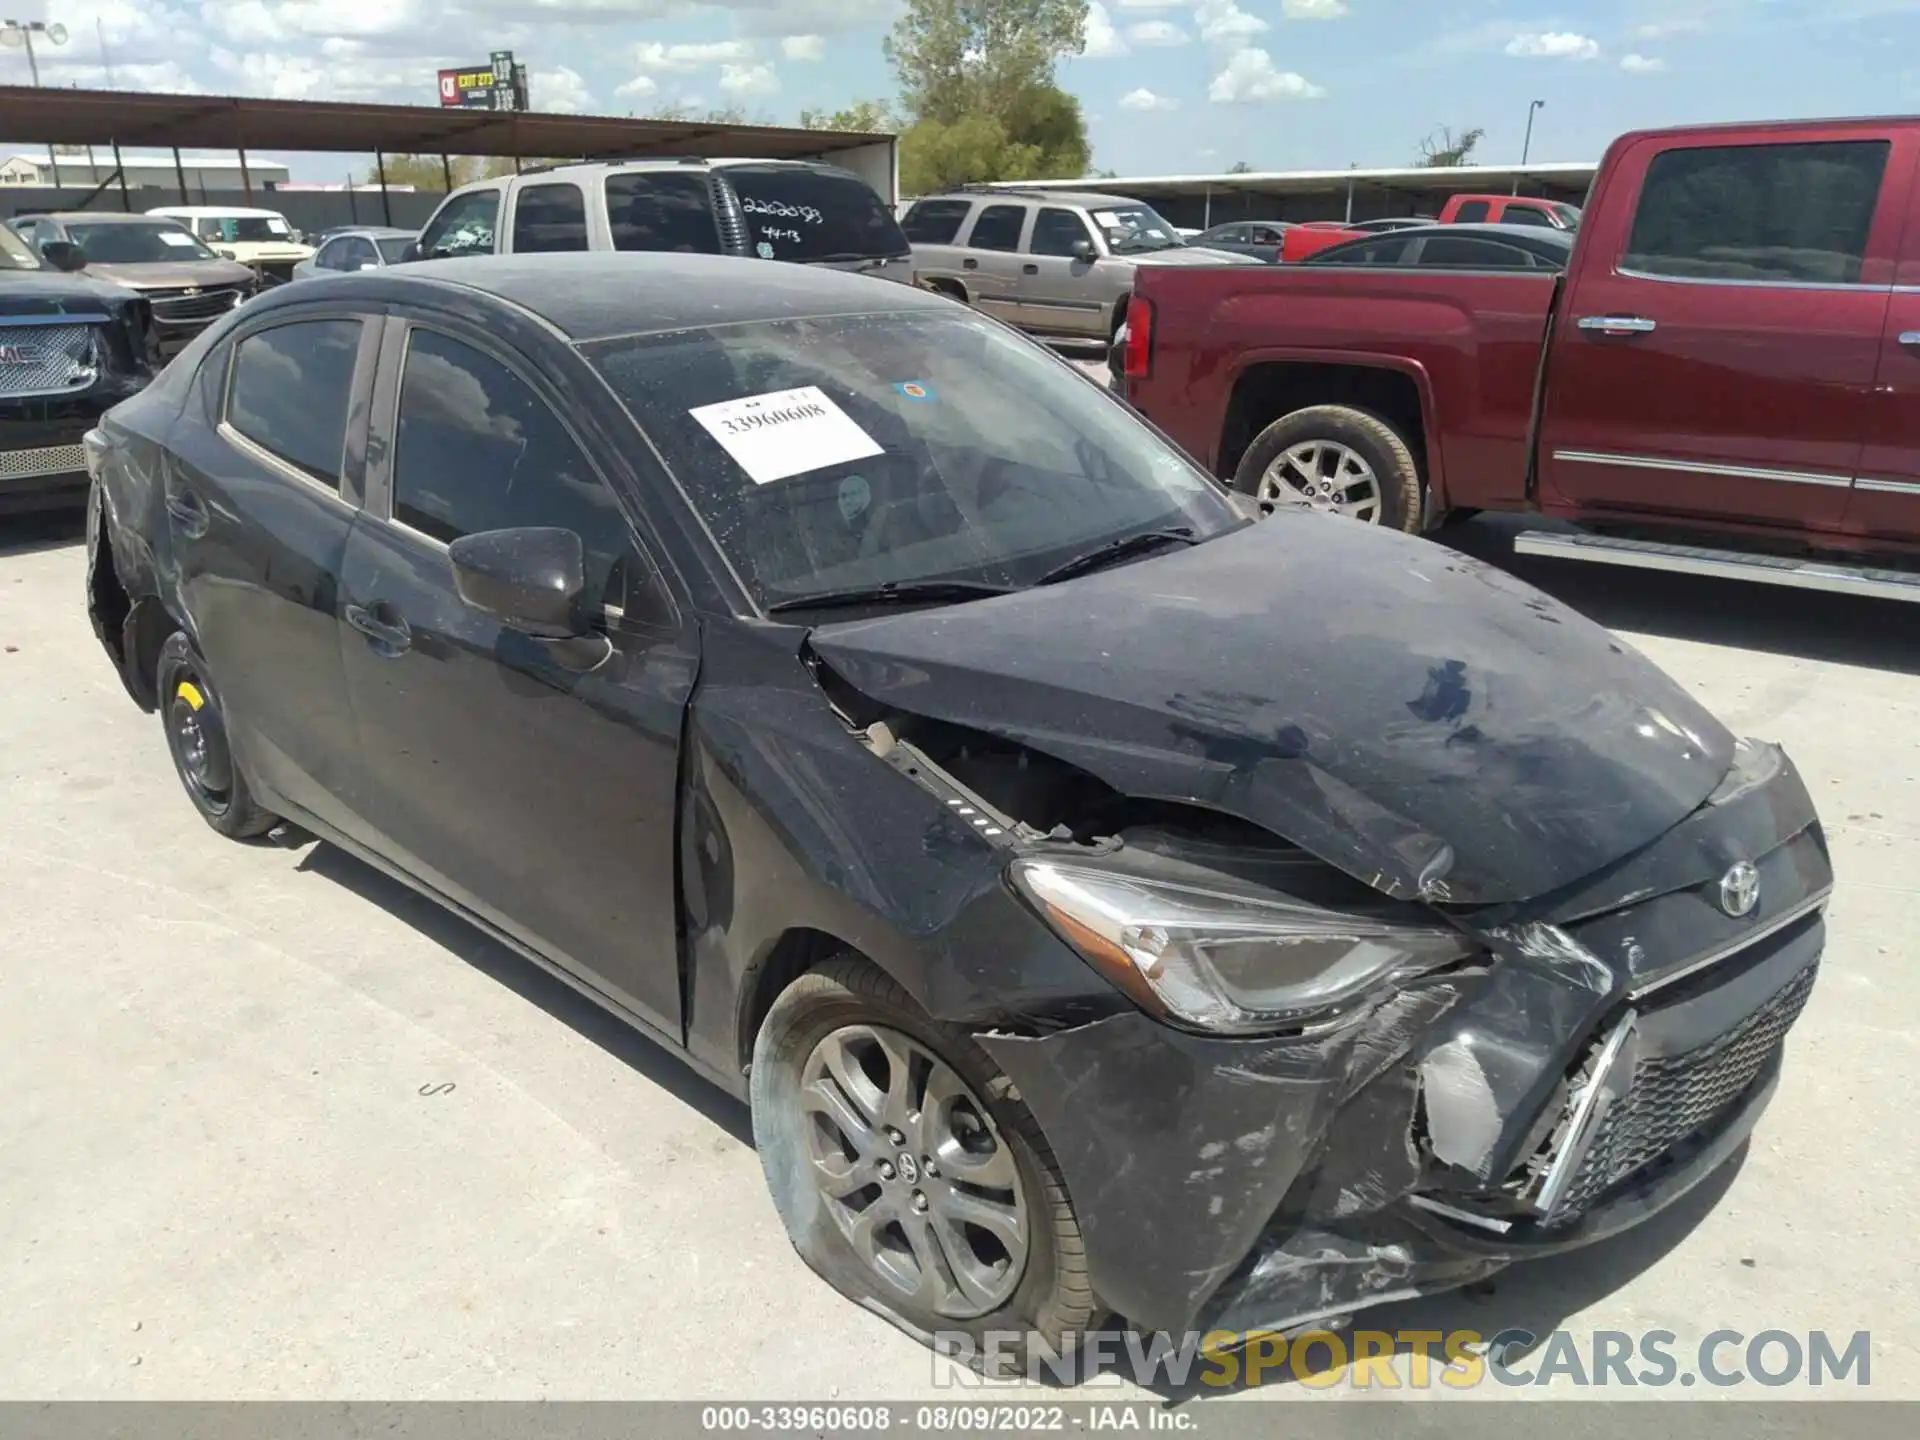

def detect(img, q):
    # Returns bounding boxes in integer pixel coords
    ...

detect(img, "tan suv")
[902,187,1256,349]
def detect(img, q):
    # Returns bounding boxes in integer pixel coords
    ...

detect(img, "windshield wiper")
[764,579,1015,614]
[812,252,909,269]
[1035,528,1197,586]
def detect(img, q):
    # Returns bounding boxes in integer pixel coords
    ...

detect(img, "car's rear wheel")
[156,631,277,839]
[751,955,1097,1369]
[1233,404,1423,532]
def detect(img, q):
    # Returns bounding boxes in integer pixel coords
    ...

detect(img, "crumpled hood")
[811,516,1735,906]
[1,271,145,314]
[81,259,257,291]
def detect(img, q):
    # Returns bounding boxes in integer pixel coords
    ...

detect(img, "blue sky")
[9,1,1920,179]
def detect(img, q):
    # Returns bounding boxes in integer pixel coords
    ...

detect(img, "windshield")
[1092,205,1184,254]
[0,225,42,271]
[722,164,909,263]
[583,309,1241,611]
[374,235,414,263]
[201,216,293,244]
[68,221,218,264]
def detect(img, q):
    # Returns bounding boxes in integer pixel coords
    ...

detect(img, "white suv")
[409,158,913,284]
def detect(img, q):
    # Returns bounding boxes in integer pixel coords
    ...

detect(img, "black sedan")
[1302,221,1576,270]
[85,253,1830,1364]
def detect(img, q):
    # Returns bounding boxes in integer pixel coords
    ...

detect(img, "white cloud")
[718,61,780,99]
[1196,0,1269,46]
[1620,53,1667,73]
[1282,0,1348,17]
[1117,0,1183,7]
[532,64,594,113]
[1082,1,1129,57]
[634,40,754,73]
[1119,86,1180,111]
[1505,32,1601,60]
[1126,20,1189,46]
[614,73,660,99]
[781,34,825,61]
[1208,47,1325,103]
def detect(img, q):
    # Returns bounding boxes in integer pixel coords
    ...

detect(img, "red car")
[1436,193,1583,230]
[1118,114,1920,601]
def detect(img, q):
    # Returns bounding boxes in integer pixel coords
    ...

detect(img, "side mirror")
[40,239,86,271]
[399,240,422,264]
[449,526,588,638]
[1070,238,1097,262]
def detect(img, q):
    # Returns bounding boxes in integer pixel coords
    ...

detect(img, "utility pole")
[1519,98,1546,190]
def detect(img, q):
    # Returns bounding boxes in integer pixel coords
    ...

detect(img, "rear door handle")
[344,603,412,655]
[1577,315,1658,336]
[962,257,978,270]
[1022,263,1039,275]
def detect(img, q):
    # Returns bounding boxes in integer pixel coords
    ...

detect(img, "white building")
[0,152,293,192]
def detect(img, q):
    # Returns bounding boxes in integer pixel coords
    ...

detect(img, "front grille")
[0,443,87,482]
[149,287,244,324]
[1554,960,1817,1216]
[0,323,98,398]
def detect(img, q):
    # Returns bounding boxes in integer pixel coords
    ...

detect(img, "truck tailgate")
[1129,265,1559,510]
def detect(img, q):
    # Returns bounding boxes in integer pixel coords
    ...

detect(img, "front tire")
[1232,403,1422,532]
[751,955,1097,1369]
[156,631,277,839]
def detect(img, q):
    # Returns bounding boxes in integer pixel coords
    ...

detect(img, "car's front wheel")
[156,631,277,839]
[750,955,1097,1369]
[1232,404,1423,532]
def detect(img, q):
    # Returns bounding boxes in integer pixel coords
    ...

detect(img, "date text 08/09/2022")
[699,1406,1188,1432]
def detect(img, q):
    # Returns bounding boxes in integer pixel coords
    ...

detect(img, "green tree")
[886,0,1092,191]
[363,154,479,190]
[1416,126,1485,168]
[801,101,897,132]
[1227,160,1252,174]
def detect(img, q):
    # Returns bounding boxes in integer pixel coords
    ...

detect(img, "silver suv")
[409,158,913,283]
[902,187,1255,347]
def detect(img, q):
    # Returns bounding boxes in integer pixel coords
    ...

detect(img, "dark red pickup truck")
[1121,116,1920,602]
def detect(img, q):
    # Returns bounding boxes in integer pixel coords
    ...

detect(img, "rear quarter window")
[722,164,908,263]
[901,198,972,244]
[605,172,723,254]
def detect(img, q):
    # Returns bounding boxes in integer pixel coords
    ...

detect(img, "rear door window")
[900,198,972,244]
[1500,208,1557,228]
[1417,236,1536,268]
[512,182,589,253]
[226,320,363,489]
[1623,140,1890,284]
[418,188,501,259]
[1451,200,1492,224]
[605,172,722,254]
[1307,236,1412,266]
[966,205,1027,252]
[722,164,908,262]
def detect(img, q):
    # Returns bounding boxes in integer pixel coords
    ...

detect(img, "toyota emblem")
[1717,862,1761,918]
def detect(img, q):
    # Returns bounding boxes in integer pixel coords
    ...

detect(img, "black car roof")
[287,252,951,343]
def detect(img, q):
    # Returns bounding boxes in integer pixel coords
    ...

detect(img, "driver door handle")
[1577,315,1658,336]
[345,602,412,655]
[1022,263,1039,274]
[962,257,978,270]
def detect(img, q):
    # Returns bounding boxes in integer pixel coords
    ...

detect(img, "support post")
[442,154,454,191]
[1202,186,1212,229]
[172,146,188,204]
[111,140,131,211]
[375,150,393,226]
[346,177,359,224]
[238,146,253,202]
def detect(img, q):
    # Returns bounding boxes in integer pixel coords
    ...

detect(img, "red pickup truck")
[1121,116,1920,601]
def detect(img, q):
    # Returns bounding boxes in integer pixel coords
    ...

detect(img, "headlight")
[1010,859,1472,1033]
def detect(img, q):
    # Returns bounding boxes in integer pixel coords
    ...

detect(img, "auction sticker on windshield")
[158,231,198,248]
[689,385,883,485]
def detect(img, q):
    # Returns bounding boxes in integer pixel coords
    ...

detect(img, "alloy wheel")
[1256,439,1384,522]
[797,1023,1029,1319]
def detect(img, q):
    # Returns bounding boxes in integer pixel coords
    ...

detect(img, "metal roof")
[0,85,890,162]
[985,161,1598,198]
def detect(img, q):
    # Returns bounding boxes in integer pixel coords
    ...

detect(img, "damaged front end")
[820,649,1830,1338]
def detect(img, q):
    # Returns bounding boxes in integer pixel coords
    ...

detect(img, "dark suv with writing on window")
[406,158,913,284]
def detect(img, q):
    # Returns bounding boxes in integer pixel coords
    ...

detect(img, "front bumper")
[2,386,142,514]
[979,741,1828,1335]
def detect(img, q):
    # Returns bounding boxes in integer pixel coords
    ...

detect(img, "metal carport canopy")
[0,85,889,162]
